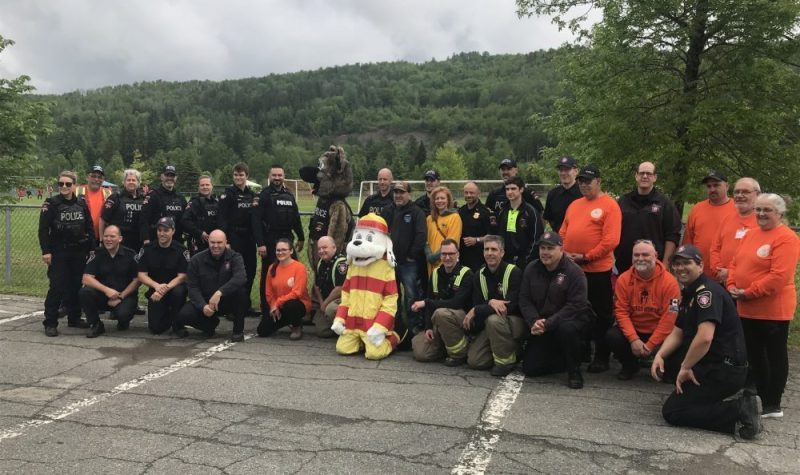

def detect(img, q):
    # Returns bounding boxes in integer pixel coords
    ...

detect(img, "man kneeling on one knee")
[410,239,473,363]
[437,235,525,377]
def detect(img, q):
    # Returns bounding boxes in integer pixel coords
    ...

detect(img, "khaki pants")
[411,308,466,362]
[313,299,339,338]
[436,313,526,369]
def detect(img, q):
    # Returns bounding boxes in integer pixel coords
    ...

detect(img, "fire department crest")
[696,290,712,308]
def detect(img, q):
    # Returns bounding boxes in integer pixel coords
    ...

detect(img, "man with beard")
[140,165,187,245]
[76,165,111,241]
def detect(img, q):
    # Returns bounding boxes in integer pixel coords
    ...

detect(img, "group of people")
[37,155,798,442]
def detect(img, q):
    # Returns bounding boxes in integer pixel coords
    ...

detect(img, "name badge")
[734,228,747,240]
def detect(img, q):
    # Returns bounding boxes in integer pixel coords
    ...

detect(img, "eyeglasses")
[733,190,756,195]
[441,252,458,257]
[754,207,777,214]
[57,181,73,188]
[636,171,655,177]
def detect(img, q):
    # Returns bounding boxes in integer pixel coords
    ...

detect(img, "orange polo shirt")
[683,199,736,277]
[708,213,757,280]
[559,193,622,273]
[727,225,800,320]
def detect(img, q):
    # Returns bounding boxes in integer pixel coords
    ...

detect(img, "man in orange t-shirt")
[708,177,759,284]
[560,164,622,373]
[76,165,111,240]
[682,170,737,278]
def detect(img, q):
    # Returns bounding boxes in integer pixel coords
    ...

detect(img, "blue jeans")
[396,261,421,329]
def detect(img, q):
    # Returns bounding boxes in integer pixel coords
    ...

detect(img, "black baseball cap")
[162,165,177,175]
[701,170,727,184]
[556,156,577,169]
[89,165,105,176]
[536,231,563,246]
[156,216,175,229]
[424,170,440,181]
[499,158,517,169]
[672,244,703,263]
[577,164,601,180]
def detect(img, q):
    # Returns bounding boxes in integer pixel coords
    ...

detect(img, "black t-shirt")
[136,240,190,285]
[84,245,139,292]
[358,192,394,217]
[315,254,348,299]
[458,201,494,270]
[675,275,746,365]
[543,183,582,233]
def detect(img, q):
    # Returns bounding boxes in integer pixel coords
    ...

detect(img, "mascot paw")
[366,325,386,347]
[331,319,346,336]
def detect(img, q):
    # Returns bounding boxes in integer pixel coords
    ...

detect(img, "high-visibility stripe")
[447,337,468,355]
[317,256,346,285]
[506,209,519,233]
[493,352,516,365]
[479,264,514,300]
[433,265,470,297]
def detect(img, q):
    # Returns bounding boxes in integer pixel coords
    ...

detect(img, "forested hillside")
[35,50,563,190]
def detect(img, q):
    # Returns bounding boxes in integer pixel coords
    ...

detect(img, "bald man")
[311,236,348,338]
[358,168,394,217]
[176,230,248,342]
[458,181,494,271]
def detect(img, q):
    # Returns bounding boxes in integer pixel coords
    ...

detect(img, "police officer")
[410,239,473,363]
[80,225,140,337]
[651,244,762,439]
[358,168,394,217]
[497,176,544,270]
[218,163,257,311]
[543,156,582,233]
[175,230,248,342]
[311,236,348,338]
[181,175,219,255]
[136,217,189,335]
[458,181,494,271]
[140,164,187,245]
[485,158,544,218]
[39,170,94,336]
[253,164,304,309]
[308,186,354,269]
[101,168,145,253]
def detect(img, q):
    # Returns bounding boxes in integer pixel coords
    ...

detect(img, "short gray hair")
[757,193,787,216]
[122,169,141,184]
[483,234,505,250]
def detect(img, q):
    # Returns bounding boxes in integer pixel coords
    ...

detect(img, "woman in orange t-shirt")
[258,238,312,340]
[727,194,800,418]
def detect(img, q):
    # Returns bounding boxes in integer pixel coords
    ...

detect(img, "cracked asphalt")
[0,295,797,474]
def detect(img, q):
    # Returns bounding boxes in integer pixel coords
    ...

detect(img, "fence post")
[4,206,10,283]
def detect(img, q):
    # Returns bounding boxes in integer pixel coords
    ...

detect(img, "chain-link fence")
[0,205,47,296]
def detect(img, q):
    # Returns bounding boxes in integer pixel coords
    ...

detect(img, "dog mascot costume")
[300,145,355,268]
[331,213,400,360]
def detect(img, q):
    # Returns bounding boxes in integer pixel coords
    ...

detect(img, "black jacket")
[38,195,95,253]
[472,262,522,332]
[458,201,494,271]
[615,188,681,273]
[519,255,593,332]
[423,263,473,329]
[139,185,187,242]
[358,191,394,217]
[253,184,304,246]
[186,248,247,310]
[381,201,427,264]
[497,201,544,270]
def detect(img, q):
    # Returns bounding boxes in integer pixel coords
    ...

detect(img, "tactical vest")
[479,263,514,301]
[269,187,298,234]
[53,197,89,245]
[114,192,144,232]
[196,196,219,233]
[159,189,185,220]
[225,187,255,228]
[431,265,470,299]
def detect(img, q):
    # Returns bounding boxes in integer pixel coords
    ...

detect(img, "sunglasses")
[57,181,74,188]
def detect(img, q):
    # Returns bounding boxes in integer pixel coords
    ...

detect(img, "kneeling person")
[176,230,248,341]
[80,225,141,337]
[312,236,348,338]
[411,239,473,363]
[137,217,189,334]
[520,232,593,388]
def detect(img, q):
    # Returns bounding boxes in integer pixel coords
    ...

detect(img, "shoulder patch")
[668,298,679,313]
[183,250,191,262]
[134,248,144,263]
[142,196,150,205]
[252,195,260,207]
[337,261,348,275]
[696,290,712,309]
[40,202,49,213]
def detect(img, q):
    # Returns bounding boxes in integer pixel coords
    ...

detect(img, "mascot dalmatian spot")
[331,213,399,360]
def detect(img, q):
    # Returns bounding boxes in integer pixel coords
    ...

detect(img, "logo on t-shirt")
[590,208,603,219]
[756,244,771,258]
[287,277,295,287]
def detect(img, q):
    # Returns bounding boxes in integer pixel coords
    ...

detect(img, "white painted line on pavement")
[0,333,255,442]
[452,370,525,475]
[0,311,44,325]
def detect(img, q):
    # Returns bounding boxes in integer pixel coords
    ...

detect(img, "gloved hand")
[366,325,386,347]
[331,319,346,336]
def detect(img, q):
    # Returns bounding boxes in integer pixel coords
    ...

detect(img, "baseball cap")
[556,156,578,169]
[392,181,411,192]
[536,231,563,246]
[672,244,703,263]
[162,165,177,175]
[577,164,601,180]
[701,170,727,184]
[424,170,440,181]
[89,165,105,176]
[499,158,517,169]
[156,216,175,229]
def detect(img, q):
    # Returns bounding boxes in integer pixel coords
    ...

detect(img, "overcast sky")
[0,0,577,94]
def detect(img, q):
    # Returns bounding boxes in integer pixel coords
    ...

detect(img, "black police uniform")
[615,188,681,273]
[458,200,494,271]
[414,194,432,216]
[497,201,544,270]
[139,185,187,243]
[661,274,749,434]
[181,193,219,255]
[520,255,593,376]
[316,253,348,301]
[486,186,544,219]
[136,240,189,334]
[176,248,247,336]
[309,196,355,248]
[79,245,139,328]
[101,189,145,252]
[543,183,582,233]
[218,185,257,309]
[423,263,473,330]
[253,183,304,308]
[358,191,394,217]
[38,194,95,329]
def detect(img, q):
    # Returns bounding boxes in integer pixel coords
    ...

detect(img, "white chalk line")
[0,311,44,325]
[0,332,255,442]
[452,370,525,475]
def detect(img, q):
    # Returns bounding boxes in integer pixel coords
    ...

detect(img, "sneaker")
[762,406,784,418]
[173,328,189,338]
[617,365,639,381]
[587,359,609,373]
[568,370,584,389]
[444,356,467,367]
[289,326,303,341]
[86,323,106,338]
[490,363,515,377]
[738,393,763,440]
[45,326,58,337]
[230,333,244,343]
[67,319,90,329]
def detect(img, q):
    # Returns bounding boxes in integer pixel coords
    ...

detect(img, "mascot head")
[299,145,353,199]
[346,213,395,268]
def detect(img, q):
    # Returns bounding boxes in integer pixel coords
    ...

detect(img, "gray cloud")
[0,0,574,94]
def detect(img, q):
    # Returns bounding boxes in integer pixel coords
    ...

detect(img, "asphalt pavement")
[0,295,797,474]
